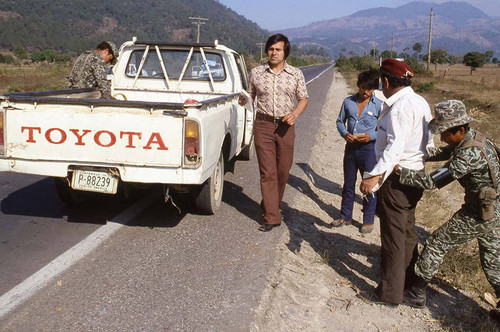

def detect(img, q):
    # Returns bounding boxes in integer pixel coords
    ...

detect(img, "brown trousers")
[376,173,423,304]
[254,119,295,225]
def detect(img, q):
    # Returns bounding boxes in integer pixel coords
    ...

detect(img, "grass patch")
[0,63,70,94]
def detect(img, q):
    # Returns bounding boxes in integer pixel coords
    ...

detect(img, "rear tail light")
[184,120,200,166]
[0,112,4,155]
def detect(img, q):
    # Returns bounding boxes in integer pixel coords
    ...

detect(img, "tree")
[369,48,379,59]
[401,47,410,61]
[30,51,44,63]
[463,52,487,75]
[13,44,28,60]
[381,50,397,59]
[423,48,449,70]
[412,43,422,58]
[41,49,56,62]
[484,50,494,63]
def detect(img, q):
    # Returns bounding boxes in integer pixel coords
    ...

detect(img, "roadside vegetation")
[338,54,500,330]
[0,64,70,93]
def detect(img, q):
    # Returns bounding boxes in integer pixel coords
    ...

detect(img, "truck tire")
[54,177,87,205]
[194,151,224,214]
[239,136,254,161]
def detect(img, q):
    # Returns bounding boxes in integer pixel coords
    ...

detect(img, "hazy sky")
[221,0,500,30]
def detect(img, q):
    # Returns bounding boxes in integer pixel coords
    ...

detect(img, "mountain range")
[0,0,269,53]
[282,1,499,57]
[0,1,497,59]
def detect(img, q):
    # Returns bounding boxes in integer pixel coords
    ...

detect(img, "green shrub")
[335,55,377,72]
[406,57,426,74]
[415,81,435,93]
[7,85,23,93]
[335,57,354,72]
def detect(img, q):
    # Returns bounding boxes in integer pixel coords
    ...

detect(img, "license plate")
[71,170,118,194]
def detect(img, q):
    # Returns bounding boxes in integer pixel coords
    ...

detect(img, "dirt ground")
[251,71,499,331]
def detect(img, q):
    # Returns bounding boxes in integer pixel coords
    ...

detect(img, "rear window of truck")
[126,49,226,81]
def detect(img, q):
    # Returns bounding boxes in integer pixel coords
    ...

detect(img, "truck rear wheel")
[194,151,224,214]
[54,177,87,205]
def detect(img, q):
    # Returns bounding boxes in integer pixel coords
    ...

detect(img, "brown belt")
[256,112,284,124]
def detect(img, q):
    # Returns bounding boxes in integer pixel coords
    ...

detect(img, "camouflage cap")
[107,41,118,65]
[429,100,475,134]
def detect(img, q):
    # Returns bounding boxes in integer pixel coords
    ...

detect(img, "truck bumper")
[0,158,212,185]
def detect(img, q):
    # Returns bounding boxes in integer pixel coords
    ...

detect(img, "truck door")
[233,53,254,146]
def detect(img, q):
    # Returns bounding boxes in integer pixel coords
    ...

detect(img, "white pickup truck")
[0,39,254,214]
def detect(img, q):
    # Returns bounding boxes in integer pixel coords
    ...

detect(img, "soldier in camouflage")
[65,41,118,99]
[394,100,500,323]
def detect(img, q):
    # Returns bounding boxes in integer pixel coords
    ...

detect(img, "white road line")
[305,64,334,85]
[0,193,156,318]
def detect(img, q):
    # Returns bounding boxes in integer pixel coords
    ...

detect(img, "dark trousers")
[376,173,424,304]
[254,119,295,225]
[340,141,377,225]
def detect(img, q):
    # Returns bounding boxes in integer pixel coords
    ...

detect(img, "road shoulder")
[251,70,490,331]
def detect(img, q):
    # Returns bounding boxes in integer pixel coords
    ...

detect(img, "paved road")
[0,63,335,331]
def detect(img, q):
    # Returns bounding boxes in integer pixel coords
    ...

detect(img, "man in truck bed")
[65,41,118,99]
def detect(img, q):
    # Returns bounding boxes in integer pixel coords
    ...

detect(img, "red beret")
[381,58,415,79]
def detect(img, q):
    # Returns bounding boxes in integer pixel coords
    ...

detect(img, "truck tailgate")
[5,108,184,167]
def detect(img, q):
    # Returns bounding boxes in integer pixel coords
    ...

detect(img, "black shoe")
[403,289,427,308]
[402,275,428,308]
[357,291,399,308]
[490,308,500,324]
[258,224,280,232]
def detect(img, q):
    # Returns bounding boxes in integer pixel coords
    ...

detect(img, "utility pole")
[427,8,433,71]
[189,16,209,43]
[371,41,377,62]
[256,42,265,62]
[390,32,394,57]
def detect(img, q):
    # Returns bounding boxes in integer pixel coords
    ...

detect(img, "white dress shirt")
[364,86,434,191]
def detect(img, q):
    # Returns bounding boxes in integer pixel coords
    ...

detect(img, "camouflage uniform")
[399,128,500,298]
[65,50,111,99]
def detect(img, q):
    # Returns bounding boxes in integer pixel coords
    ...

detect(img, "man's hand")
[238,95,247,106]
[356,133,371,143]
[360,175,381,194]
[345,133,355,144]
[283,112,297,126]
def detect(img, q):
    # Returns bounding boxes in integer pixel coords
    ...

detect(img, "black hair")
[357,69,380,89]
[445,123,470,134]
[380,69,412,88]
[96,41,114,58]
[265,34,291,59]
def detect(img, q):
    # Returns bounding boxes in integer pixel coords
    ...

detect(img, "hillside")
[282,1,500,57]
[0,0,269,53]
